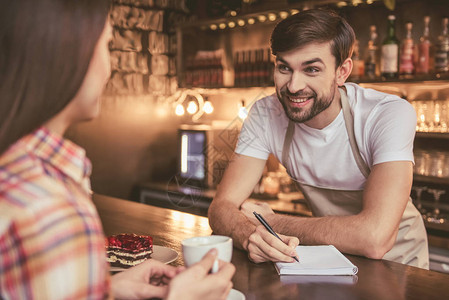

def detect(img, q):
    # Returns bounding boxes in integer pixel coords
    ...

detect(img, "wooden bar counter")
[93,194,449,300]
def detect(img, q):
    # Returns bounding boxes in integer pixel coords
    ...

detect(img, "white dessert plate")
[227,289,245,300]
[109,245,178,272]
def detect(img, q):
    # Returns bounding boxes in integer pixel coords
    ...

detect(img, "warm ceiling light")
[366,0,374,4]
[187,101,198,114]
[238,100,248,120]
[258,15,267,22]
[175,104,185,116]
[219,23,226,29]
[230,10,237,17]
[203,101,214,114]
[210,24,217,30]
[228,21,236,28]
[279,11,289,19]
[237,19,245,26]
[268,13,277,21]
[290,9,300,15]
[247,18,255,25]
[337,1,348,7]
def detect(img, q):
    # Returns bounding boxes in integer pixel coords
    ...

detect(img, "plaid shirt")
[0,127,110,299]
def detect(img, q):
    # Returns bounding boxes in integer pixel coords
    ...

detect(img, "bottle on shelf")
[263,48,271,86]
[234,51,241,87]
[267,48,274,85]
[399,21,416,78]
[241,51,247,86]
[255,49,264,86]
[381,15,399,79]
[435,17,449,74]
[351,39,364,80]
[232,48,275,87]
[364,25,379,79]
[416,16,432,75]
[248,49,256,86]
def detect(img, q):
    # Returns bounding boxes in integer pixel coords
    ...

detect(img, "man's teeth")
[289,97,310,103]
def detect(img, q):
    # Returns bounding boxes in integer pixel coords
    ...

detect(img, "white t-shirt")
[235,83,417,190]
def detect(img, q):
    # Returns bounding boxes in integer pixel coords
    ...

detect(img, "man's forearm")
[268,213,396,259]
[208,200,256,250]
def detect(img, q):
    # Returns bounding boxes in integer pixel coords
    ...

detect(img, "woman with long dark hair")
[0,1,234,299]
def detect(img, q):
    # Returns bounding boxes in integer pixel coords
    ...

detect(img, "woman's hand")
[167,249,236,300]
[111,259,183,299]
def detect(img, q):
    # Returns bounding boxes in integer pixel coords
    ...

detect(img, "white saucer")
[227,289,245,300]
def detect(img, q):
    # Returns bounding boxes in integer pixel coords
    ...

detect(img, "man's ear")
[336,58,353,86]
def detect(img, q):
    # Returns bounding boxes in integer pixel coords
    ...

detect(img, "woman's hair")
[270,8,355,68]
[0,0,110,154]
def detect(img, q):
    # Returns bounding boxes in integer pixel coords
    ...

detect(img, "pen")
[253,211,300,263]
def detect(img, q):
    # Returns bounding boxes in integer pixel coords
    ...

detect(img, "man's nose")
[287,72,307,94]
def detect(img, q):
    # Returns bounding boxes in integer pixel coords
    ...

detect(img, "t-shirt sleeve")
[235,101,271,160]
[367,99,417,165]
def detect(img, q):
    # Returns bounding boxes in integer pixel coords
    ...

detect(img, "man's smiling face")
[274,42,343,128]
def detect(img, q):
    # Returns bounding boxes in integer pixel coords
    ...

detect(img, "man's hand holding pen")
[240,201,299,263]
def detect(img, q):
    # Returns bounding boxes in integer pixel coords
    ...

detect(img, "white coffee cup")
[182,235,233,273]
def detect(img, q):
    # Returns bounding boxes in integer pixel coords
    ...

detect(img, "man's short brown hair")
[270,9,355,68]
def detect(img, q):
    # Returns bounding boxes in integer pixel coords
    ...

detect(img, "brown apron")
[281,88,429,269]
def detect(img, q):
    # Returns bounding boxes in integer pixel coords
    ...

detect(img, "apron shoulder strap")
[282,120,295,168]
[339,88,371,178]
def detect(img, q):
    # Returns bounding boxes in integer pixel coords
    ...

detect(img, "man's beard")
[276,81,337,123]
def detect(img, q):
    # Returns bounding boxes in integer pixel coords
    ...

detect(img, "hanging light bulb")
[238,100,248,120]
[247,18,255,25]
[187,100,198,114]
[268,13,277,21]
[203,101,214,114]
[279,11,289,19]
[237,19,245,26]
[290,9,300,15]
[175,103,185,116]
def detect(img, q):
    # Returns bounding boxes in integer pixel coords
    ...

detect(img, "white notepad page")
[275,245,358,276]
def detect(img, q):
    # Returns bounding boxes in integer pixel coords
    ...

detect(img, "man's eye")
[305,66,320,73]
[277,64,291,72]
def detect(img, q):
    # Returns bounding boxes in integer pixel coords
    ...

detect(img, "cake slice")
[106,233,153,268]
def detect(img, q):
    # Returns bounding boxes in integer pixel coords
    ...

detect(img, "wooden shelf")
[416,132,449,139]
[414,174,449,185]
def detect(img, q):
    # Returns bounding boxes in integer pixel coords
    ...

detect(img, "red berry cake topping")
[106,233,153,268]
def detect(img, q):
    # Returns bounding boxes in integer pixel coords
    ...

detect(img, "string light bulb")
[203,101,214,114]
[175,104,185,116]
[238,100,248,120]
[290,9,300,15]
[279,11,289,19]
[187,101,198,114]
[258,15,267,22]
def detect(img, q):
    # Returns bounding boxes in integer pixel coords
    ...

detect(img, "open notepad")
[275,245,358,276]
